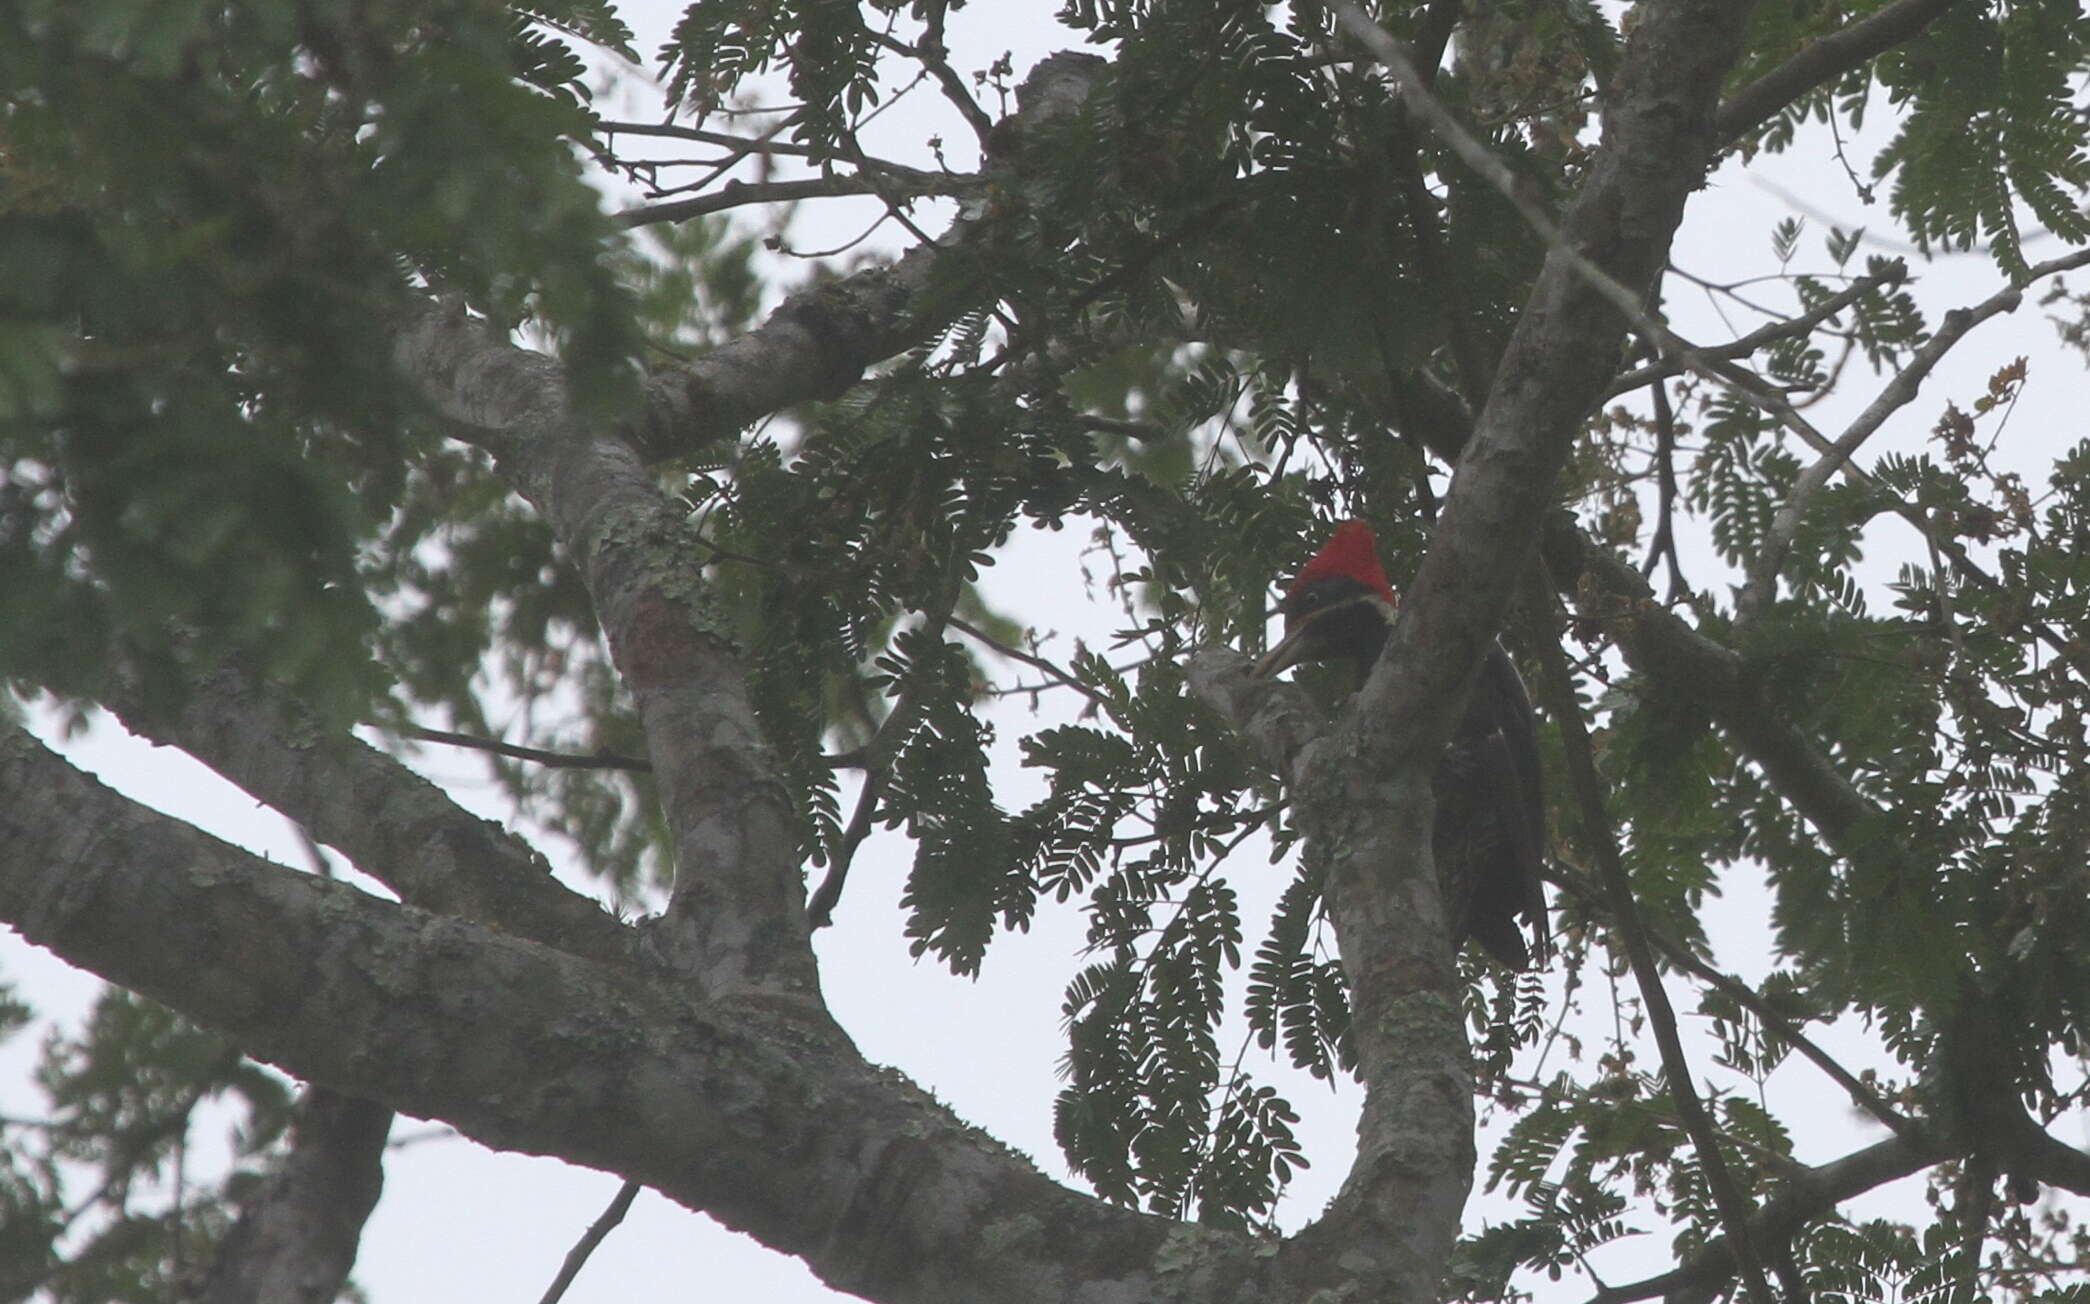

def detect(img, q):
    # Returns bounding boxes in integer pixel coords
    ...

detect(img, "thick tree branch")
[2004,1121,2090,1199]
[614,52,1106,466]
[385,54,1113,995]
[1715,0,1967,146]
[0,722,1333,1304]
[190,1088,392,1304]
[1346,0,1759,768]
[391,305,814,994]
[98,662,633,967]
[1188,650,1470,1301]
[1546,519,1889,863]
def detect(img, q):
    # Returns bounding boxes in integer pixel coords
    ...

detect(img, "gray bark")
[187,1088,393,1304]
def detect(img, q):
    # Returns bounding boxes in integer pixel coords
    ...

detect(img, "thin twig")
[601,118,961,188]
[806,570,966,926]
[949,616,1114,711]
[641,107,801,203]
[869,12,995,148]
[1546,859,1916,1139]
[598,118,819,153]
[536,1180,641,1304]
[1737,248,2090,630]
[399,724,652,772]
[1601,263,1907,403]
[617,173,969,228]
[1642,375,1689,603]
[1738,289,2020,626]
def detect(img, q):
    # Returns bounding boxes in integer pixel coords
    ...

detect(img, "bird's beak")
[1251,592,1395,679]
[1252,622,1317,679]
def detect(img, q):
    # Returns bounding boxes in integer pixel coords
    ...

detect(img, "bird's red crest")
[1288,520,1397,605]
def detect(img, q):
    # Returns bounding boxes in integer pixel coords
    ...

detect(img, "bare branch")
[951,616,1114,712]
[1738,276,2027,626]
[2010,1123,2090,1198]
[400,722,652,772]
[598,119,818,153]
[537,1180,641,1304]
[1601,261,1908,403]
[617,174,969,229]
[869,11,996,148]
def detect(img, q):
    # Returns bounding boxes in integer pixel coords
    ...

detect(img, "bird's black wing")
[1434,642,1550,968]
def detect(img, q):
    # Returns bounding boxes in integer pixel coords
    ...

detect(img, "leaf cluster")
[0,988,295,1303]
[1,0,641,723]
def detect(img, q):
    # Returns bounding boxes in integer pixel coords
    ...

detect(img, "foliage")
[5,0,2090,1299]
[0,988,291,1301]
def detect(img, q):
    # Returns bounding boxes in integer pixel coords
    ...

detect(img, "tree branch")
[617,174,968,229]
[1739,277,2027,627]
[537,1180,641,1304]
[392,301,815,995]
[1588,1132,1947,1304]
[1547,519,1891,865]
[1527,627,1778,1304]
[1715,0,1967,145]
[1340,0,1759,768]
[98,662,634,967]
[869,10,996,148]
[1199,5,1764,1294]
[806,571,965,927]
[0,721,1313,1304]
[398,723,652,772]
[1599,261,1908,403]
[1189,649,1471,1302]
[385,54,1119,993]
[613,52,1108,466]
[190,1087,393,1304]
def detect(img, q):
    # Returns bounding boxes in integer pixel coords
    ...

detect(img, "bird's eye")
[1288,580,1357,616]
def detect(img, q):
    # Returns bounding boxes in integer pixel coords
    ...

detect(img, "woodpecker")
[1254,520,1550,968]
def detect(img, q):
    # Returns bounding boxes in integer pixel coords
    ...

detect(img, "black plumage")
[1255,522,1550,968]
